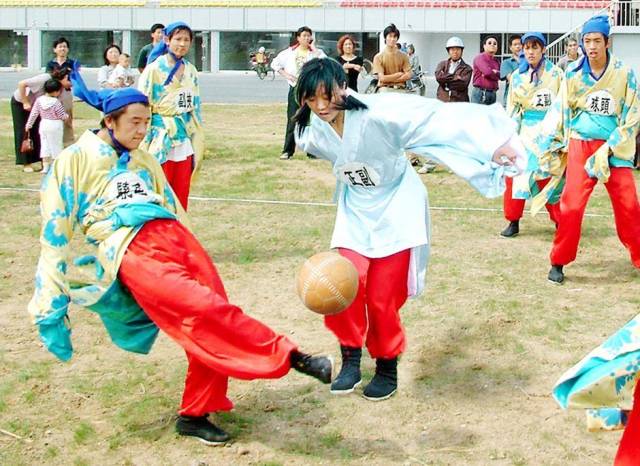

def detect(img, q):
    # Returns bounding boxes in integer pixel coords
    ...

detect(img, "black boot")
[363,357,398,401]
[176,415,230,445]
[290,350,332,384]
[330,346,362,395]
[548,265,564,285]
[500,220,520,238]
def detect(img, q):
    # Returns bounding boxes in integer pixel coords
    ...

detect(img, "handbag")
[20,130,33,154]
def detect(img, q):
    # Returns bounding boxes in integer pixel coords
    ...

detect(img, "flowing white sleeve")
[373,96,524,198]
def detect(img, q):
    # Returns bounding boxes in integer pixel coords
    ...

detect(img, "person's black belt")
[380,84,406,89]
[473,86,496,92]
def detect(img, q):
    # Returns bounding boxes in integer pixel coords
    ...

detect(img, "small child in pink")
[25,79,69,174]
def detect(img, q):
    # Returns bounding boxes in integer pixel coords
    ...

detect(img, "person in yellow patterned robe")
[534,16,640,284]
[500,32,563,238]
[29,85,332,446]
[138,21,203,210]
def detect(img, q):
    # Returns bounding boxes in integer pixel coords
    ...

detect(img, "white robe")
[295,92,524,297]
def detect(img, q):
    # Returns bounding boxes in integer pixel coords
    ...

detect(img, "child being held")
[25,79,69,174]
[109,53,136,88]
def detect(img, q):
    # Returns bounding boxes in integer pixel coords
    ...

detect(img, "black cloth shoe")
[330,346,362,394]
[291,351,332,384]
[176,415,230,445]
[306,153,318,159]
[500,220,520,238]
[548,265,564,285]
[363,357,398,401]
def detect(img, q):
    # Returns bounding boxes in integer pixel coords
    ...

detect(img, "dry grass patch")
[0,101,636,465]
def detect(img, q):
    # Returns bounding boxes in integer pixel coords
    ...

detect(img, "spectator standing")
[500,34,522,106]
[434,36,472,103]
[336,34,363,92]
[10,68,72,172]
[137,23,165,73]
[24,79,69,174]
[471,36,501,105]
[98,44,123,89]
[44,37,75,146]
[557,37,580,71]
[372,24,412,93]
[271,26,325,160]
[45,37,74,73]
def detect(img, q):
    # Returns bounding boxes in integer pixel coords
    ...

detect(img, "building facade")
[0,1,638,73]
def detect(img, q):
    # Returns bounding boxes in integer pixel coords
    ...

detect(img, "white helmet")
[445,36,464,49]
[258,46,265,53]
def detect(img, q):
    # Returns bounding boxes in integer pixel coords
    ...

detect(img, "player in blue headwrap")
[499,31,563,238]
[535,15,640,285]
[30,67,332,445]
[138,21,203,211]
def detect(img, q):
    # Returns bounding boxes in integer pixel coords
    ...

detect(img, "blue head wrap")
[573,15,611,78]
[582,15,610,39]
[517,33,547,83]
[70,62,149,167]
[146,21,192,85]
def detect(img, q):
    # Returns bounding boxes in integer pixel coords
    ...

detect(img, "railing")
[611,0,640,26]
[545,0,639,64]
[544,1,611,62]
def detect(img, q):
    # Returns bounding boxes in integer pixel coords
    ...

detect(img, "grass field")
[0,100,638,465]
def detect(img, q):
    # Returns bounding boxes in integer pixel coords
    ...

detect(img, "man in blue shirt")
[499,34,522,107]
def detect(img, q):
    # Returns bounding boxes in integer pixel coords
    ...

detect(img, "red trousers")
[325,248,410,359]
[119,219,297,416]
[615,381,640,466]
[503,176,559,224]
[162,155,193,211]
[550,139,640,267]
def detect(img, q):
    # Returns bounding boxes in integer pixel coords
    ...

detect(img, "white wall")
[611,31,640,76]
[3,6,611,33]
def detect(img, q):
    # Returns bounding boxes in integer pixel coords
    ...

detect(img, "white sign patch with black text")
[175,89,195,113]
[531,88,554,109]
[106,172,162,205]
[338,163,381,187]
[585,90,617,116]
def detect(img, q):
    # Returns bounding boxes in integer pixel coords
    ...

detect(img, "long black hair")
[293,57,368,137]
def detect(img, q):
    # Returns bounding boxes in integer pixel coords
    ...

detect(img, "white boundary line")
[0,186,611,218]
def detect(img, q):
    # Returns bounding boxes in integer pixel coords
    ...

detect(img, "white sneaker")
[418,164,436,174]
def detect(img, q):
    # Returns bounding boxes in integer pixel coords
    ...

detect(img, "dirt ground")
[0,102,635,465]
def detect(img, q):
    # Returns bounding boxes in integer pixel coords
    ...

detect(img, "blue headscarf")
[70,61,149,167]
[574,15,611,78]
[146,21,192,86]
[518,32,547,84]
[582,15,610,39]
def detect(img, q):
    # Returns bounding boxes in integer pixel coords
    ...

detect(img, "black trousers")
[11,97,41,165]
[282,85,298,156]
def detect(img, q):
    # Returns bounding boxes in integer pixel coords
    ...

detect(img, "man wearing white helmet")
[255,46,267,73]
[434,36,472,103]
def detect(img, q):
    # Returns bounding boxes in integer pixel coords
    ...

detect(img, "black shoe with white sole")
[548,265,564,285]
[176,415,230,445]
[330,346,362,395]
[362,357,398,401]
